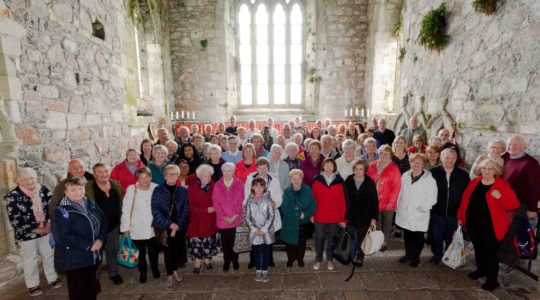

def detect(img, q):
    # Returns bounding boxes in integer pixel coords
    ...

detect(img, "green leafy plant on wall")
[394,17,402,38]
[473,0,498,15]
[418,2,450,51]
[398,47,406,63]
[308,67,322,84]
[200,39,208,49]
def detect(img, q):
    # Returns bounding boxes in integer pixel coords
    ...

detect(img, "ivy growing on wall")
[418,2,450,51]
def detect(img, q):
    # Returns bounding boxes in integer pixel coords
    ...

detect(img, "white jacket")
[120,183,158,240]
[395,170,437,232]
[244,172,283,231]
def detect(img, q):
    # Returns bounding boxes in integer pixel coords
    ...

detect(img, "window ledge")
[233,107,311,121]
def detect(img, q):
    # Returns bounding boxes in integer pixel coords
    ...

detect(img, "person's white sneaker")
[313,262,321,270]
[255,270,262,282]
[261,271,269,283]
[327,261,334,271]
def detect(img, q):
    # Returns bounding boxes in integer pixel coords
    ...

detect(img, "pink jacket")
[367,161,402,211]
[212,177,245,229]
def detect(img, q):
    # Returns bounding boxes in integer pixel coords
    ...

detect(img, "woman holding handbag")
[120,167,159,283]
[344,160,379,267]
[151,165,189,287]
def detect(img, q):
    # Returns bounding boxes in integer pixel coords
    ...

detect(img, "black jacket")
[431,166,470,218]
[344,175,379,228]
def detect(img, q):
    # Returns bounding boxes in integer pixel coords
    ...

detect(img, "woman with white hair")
[336,139,358,178]
[187,164,219,274]
[206,144,225,182]
[360,137,379,164]
[6,168,61,296]
[269,144,290,191]
[148,144,172,185]
[212,162,245,271]
[284,142,303,170]
[469,138,506,179]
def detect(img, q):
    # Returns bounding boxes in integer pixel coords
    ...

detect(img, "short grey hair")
[208,144,223,155]
[364,137,377,147]
[342,139,357,150]
[440,147,458,158]
[507,135,527,149]
[153,144,169,156]
[165,140,178,150]
[125,148,139,157]
[163,164,180,176]
[18,167,37,179]
[303,138,313,148]
[487,139,505,150]
[270,144,283,152]
[196,164,215,177]
[285,142,299,153]
[293,132,303,140]
[221,162,236,172]
[321,134,332,143]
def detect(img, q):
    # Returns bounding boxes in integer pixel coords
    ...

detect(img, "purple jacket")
[300,154,324,187]
[212,177,245,229]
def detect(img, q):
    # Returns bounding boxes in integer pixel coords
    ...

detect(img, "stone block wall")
[397,0,540,162]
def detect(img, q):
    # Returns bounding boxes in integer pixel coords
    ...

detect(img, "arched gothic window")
[237,0,305,107]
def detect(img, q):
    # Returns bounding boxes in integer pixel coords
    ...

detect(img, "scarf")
[20,184,46,225]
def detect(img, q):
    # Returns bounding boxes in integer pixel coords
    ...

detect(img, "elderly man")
[203,124,213,142]
[165,140,179,164]
[190,124,200,136]
[226,115,238,136]
[281,123,294,144]
[217,122,229,136]
[266,117,280,141]
[246,119,260,138]
[320,135,340,159]
[222,136,243,163]
[499,135,540,273]
[370,117,379,131]
[438,128,462,166]
[155,128,170,146]
[429,148,470,264]
[86,163,124,285]
[49,159,94,214]
[400,115,427,147]
[373,118,396,146]
[175,126,191,147]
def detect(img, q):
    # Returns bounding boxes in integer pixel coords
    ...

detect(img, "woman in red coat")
[367,145,401,251]
[235,143,257,183]
[457,158,519,291]
[186,164,218,274]
[110,149,144,194]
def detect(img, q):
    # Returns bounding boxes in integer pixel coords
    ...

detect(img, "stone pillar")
[0,160,17,256]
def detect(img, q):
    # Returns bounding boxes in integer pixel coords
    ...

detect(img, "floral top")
[6,186,52,241]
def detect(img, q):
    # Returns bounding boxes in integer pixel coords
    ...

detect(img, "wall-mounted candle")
[170,112,173,120]
[349,108,353,117]
[193,112,196,119]
[181,110,184,119]
[361,108,365,117]
[175,111,179,119]
[344,109,347,117]
[355,107,358,116]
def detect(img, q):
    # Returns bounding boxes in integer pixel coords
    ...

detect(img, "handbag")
[155,191,175,247]
[333,225,357,265]
[442,225,467,269]
[117,235,139,268]
[233,222,252,253]
[361,224,384,255]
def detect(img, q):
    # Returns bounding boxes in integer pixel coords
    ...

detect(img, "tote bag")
[117,235,139,268]
[233,223,252,253]
[361,225,384,255]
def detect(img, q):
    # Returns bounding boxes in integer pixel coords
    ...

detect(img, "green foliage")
[473,0,498,15]
[418,2,450,51]
[308,67,322,83]
[200,39,208,48]
[394,17,402,38]
[398,47,406,62]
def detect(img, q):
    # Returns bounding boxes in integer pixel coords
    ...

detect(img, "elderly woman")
[457,158,519,291]
[336,139,358,179]
[284,142,303,170]
[207,144,225,182]
[344,160,378,267]
[111,148,145,193]
[407,134,426,154]
[469,139,506,179]
[148,144,172,185]
[52,177,106,299]
[293,133,306,159]
[251,133,269,158]
[212,163,245,271]
[396,153,437,267]
[121,167,159,283]
[280,169,316,267]
[151,165,189,287]
[311,158,347,271]
[360,137,379,163]
[222,136,243,163]
[165,140,180,163]
[6,168,61,296]
[269,144,290,191]
[140,138,153,166]
[392,136,410,175]
[191,134,205,157]
[187,164,219,274]
[367,145,402,251]
[355,133,369,157]
[235,143,257,183]
[178,143,202,175]
[300,140,324,187]
[426,145,441,169]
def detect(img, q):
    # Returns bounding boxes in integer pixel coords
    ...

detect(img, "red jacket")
[186,174,218,238]
[110,160,144,194]
[312,174,347,223]
[367,161,402,211]
[407,145,426,154]
[234,160,256,183]
[457,177,519,241]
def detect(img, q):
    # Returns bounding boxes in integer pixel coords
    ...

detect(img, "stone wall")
[1,0,168,188]
[396,0,540,163]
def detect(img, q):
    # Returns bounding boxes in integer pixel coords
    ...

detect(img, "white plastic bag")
[442,225,467,269]
[361,225,385,255]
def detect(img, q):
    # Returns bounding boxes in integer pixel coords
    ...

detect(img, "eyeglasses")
[481,166,496,171]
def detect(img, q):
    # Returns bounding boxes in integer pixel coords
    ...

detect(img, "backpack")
[513,218,537,263]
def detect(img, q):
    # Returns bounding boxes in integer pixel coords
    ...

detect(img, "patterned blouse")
[5,185,52,241]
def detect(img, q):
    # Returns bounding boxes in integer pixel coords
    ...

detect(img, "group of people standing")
[5,114,540,299]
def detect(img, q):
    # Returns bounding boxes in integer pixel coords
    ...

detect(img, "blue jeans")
[253,244,270,271]
[430,215,458,259]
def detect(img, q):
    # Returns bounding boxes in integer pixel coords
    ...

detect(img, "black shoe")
[398,256,410,264]
[233,261,240,270]
[409,260,419,268]
[269,260,275,267]
[110,275,123,285]
[286,261,293,268]
[467,270,485,280]
[248,262,255,269]
[223,264,230,272]
[481,281,500,291]
[298,261,305,267]
[152,270,160,279]
[193,267,201,275]
[429,256,441,265]
[139,273,147,284]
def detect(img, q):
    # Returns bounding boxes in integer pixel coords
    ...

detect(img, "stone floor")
[1,239,539,300]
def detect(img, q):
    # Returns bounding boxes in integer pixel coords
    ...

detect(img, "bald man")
[438,128,462,167]
[49,159,94,214]
[400,116,427,147]
[373,118,396,146]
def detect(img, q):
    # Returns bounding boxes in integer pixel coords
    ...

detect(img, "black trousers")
[352,225,369,260]
[163,231,183,275]
[286,239,307,263]
[133,238,159,275]
[66,265,98,300]
[177,230,188,266]
[470,227,500,284]
[403,229,425,263]
[220,228,239,267]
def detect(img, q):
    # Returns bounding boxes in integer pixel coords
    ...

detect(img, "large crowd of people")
[5,115,540,298]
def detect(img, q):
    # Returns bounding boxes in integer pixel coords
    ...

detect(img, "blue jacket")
[52,197,107,272]
[151,184,189,231]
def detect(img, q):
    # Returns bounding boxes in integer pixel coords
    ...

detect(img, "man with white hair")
[438,128,462,167]
[499,135,540,273]
[174,126,191,147]
[50,159,94,214]
[155,128,170,146]
[246,119,260,138]
[165,140,179,163]
[320,135,340,159]
[281,123,294,144]
[266,117,279,141]
[373,118,395,146]
[400,115,427,147]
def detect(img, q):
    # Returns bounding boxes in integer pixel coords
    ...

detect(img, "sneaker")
[261,271,269,283]
[173,274,183,282]
[313,262,321,270]
[327,261,334,271]
[165,277,174,288]
[255,271,262,282]
[50,279,63,289]
[498,263,514,275]
[110,275,123,285]
[28,287,42,297]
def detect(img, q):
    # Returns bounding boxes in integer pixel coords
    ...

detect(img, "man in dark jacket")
[429,148,470,264]
[85,163,124,285]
